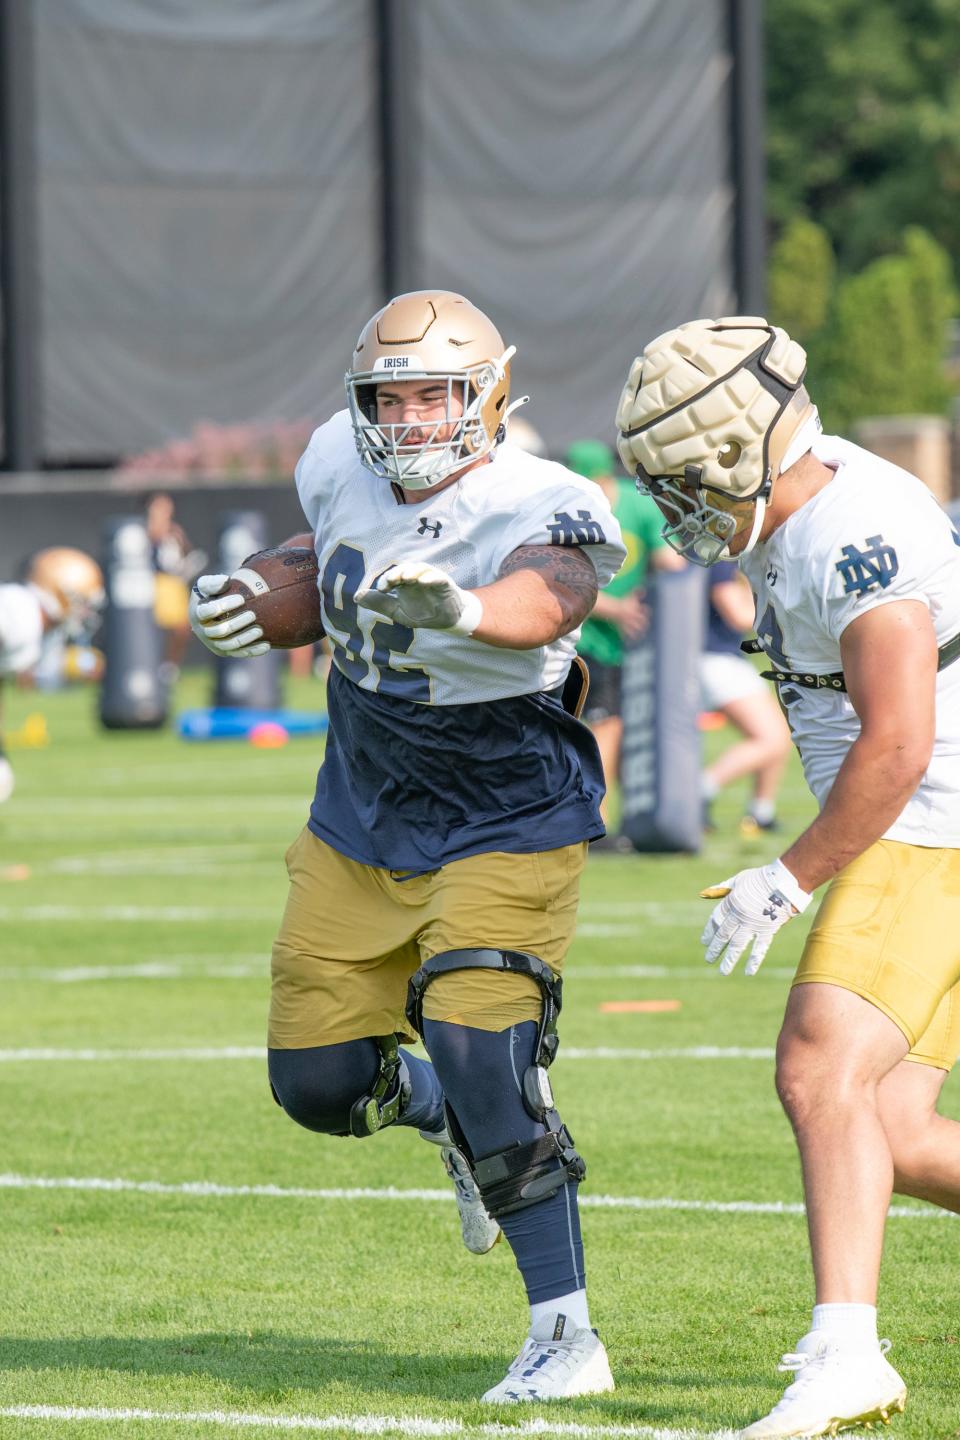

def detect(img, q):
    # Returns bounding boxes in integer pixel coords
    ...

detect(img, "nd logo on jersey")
[835,534,899,596]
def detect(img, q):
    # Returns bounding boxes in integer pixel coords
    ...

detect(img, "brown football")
[219,546,324,649]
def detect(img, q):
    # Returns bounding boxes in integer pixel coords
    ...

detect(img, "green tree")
[814,228,957,430]
[766,0,960,272]
[767,217,835,341]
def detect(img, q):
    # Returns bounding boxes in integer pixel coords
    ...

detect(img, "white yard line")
[0,1046,774,1063]
[576,922,703,934]
[0,962,266,983]
[91,760,315,781]
[2,905,695,923]
[0,960,792,984]
[45,858,258,876]
[0,1047,267,1062]
[0,1405,739,1439]
[47,842,271,865]
[0,905,278,921]
[578,903,709,920]
[144,954,267,964]
[567,964,795,979]
[0,1172,946,1222]
[562,1047,775,1061]
[12,797,305,813]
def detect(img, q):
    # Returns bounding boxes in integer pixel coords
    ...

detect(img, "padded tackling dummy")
[620,565,707,853]
[99,516,167,730]
[268,1037,444,1137]
[212,510,282,710]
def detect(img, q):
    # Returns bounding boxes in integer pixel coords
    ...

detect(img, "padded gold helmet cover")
[615,316,816,563]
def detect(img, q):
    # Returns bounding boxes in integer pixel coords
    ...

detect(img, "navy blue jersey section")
[309,666,605,872]
[706,560,743,656]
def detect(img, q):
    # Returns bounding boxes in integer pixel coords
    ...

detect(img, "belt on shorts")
[740,630,960,692]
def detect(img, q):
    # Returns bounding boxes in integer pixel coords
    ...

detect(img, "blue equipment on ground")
[177,707,327,741]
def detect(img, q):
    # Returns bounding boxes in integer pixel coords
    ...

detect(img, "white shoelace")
[774,1335,893,1404]
[777,1336,892,1376]
[504,1335,581,1384]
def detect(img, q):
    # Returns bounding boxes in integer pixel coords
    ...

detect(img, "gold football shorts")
[794,839,960,1071]
[268,828,587,1049]
[153,572,190,629]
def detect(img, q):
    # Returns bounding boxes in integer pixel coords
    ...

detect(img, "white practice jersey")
[0,584,44,678]
[295,410,625,705]
[741,433,960,847]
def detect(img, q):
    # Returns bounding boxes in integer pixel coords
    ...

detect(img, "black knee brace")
[406,948,585,1217]
[268,1034,411,1138]
[345,1033,412,1137]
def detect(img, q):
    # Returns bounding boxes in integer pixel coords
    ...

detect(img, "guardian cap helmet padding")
[346,290,524,491]
[27,547,105,634]
[615,316,816,564]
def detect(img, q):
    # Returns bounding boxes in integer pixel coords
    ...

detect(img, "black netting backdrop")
[412,0,736,454]
[24,0,735,463]
[35,0,380,460]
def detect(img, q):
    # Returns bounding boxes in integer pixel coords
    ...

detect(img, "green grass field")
[1,675,958,1440]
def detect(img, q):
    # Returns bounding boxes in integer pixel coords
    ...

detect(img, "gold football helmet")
[345,290,524,490]
[615,316,818,564]
[28,547,105,635]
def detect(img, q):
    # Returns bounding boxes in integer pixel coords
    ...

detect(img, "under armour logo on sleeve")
[835,535,898,596]
[547,511,607,546]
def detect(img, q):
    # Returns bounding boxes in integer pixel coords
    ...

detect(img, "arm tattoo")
[498,544,598,632]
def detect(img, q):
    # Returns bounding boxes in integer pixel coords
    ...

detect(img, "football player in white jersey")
[191,291,626,1402]
[0,548,104,801]
[617,316,960,1438]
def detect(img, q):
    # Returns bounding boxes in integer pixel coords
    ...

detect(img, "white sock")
[530,1288,590,1332]
[810,1302,878,1349]
[750,797,776,824]
[701,774,719,801]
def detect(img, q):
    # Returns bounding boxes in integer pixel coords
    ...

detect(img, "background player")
[617,316,960,1438]
[191,291,626,1403]
[145,492,206,683]
[701,560,791,836]
[565,438,683,843]
[0,547,104,802]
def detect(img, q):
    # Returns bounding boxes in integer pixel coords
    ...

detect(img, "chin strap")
[737,494,768,559]
[738,406,821,560]
[502,395,530,424]
[779,408,822,475]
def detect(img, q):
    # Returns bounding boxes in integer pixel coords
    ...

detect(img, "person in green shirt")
[566,439,684,837]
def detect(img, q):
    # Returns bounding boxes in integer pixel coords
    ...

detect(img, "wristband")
[766,857,813,914]
[446,590,484,638]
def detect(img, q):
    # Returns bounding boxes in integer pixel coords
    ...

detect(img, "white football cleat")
[740,1335,906,1438]
[420,1127,501,1255]
[481,1312,614,1403]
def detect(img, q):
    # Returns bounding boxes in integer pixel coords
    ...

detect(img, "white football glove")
[189,574,271,658]
[0,755,14,803]
[354,560,483,635]
[700,858,812,976]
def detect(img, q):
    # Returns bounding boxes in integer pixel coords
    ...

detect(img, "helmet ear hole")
[718,441,742,470]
